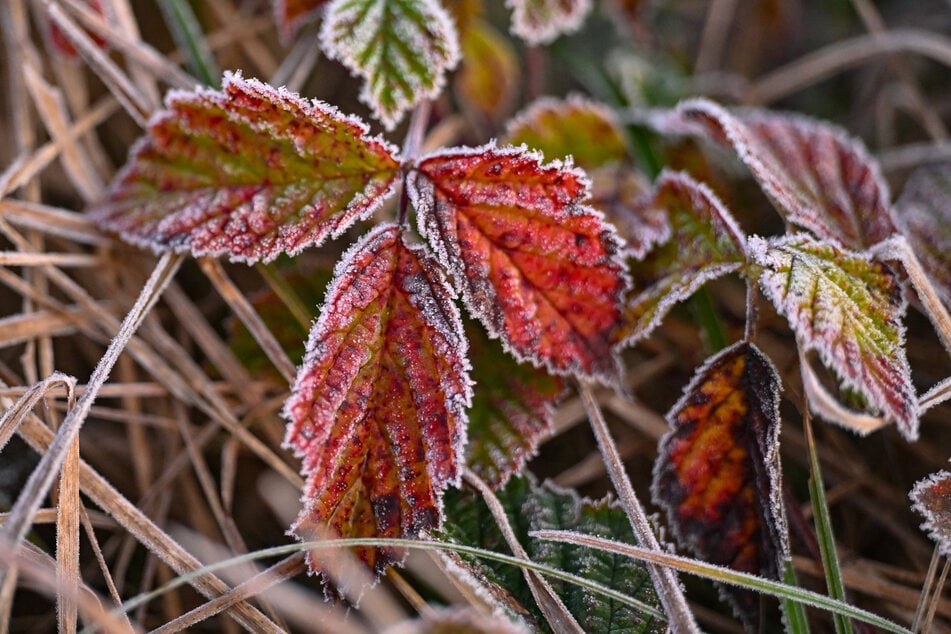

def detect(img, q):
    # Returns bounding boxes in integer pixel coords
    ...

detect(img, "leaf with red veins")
[283,224,472,574]
[750,233,917,439]
[408,144,628,384]
[273,0,329,41]
[655,98,897,250]
[894,164,951,309]
[91,72,400,264]
[911,468,951,558]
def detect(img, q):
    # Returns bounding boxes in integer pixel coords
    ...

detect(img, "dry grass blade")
[462,469,584,634]
[57,434,81,634]
[0,371,75,453]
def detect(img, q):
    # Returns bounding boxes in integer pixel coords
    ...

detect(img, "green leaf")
[321,0,461,130]
[92,72,401,263]
[441,476,665,633]
[616,170,746,347]
[750,233,918,439]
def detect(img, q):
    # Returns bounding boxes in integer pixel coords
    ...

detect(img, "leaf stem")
[578,382,700,633]
[398,101,432,227]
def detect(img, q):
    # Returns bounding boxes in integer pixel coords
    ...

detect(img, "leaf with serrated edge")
[465,321,566,487]
[894,164,951,309]
[652,341,787,630]
[408,143,628,383]
[91,72,400,264]
[750,233,917,438]
[321,0,460,130]
[617,170,746,347]
[506,0,592,45]
[654,98,897,250]
[504,96,627,171]
[273,0,329,40]
[441,475,665,633]
[283,224,472,574]
[911,469,951,558]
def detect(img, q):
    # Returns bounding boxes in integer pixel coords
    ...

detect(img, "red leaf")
[895,164,951,309]
[408,144,628,383]
[284,224,471,573]
[655,99,897,250]
[92,72,400,263]
[652,341,787,629]
[911,469,951,558]
[273,0,329,41]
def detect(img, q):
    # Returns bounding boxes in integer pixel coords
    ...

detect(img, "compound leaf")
[894,164,951,309]
[506,0,592,45]
[504,96,628,170]
[273,0,329,40]
[321,0,461,130]
[442,475,665,633]
[751,233,917,438]
[652,340,787,630]
[283,224,471,573]
[617,170,746,347]
[465,321,566,488]
[91,72,400,263]
[657,98,897,250]
[910,469,951,558]
[408,143,628,384]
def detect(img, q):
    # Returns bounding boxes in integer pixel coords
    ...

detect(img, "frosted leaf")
[894,164,951,309]
[283,224,472,574]
[504,96,627,170]
[589,167,667,260]
[408,143,629,384]
[911,469,951,558]
[751,233,918,439]
[321,0,461,130]
[652,341,787,629]
[506,0,593,45]
[655,98,897,250]
[617,170,746,347]
[91,72,401,264]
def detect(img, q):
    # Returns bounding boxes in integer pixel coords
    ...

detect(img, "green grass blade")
[156,0,218,86]
[804,411,854,634]
[782,558,811,634]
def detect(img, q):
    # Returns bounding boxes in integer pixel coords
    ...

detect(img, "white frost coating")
[93,71,402,264]
[320,0,461,130]
[506,0,593,45]
[910,470,951,558]
[657,169,748,255]
[407,142,629,384]
[751,233,919,439]
[659,98,896,249]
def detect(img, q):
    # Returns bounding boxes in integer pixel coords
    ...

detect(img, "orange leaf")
[652,341,787,629]
[284,224,471,573]
[409,144,628,383]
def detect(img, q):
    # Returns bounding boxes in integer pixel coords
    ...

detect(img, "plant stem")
[578,382,700,633]
[156,0,218,86]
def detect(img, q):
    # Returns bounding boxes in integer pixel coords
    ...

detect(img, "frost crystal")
[506,0,593,45]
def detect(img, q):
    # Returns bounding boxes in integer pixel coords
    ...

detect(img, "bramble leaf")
[504,96,628,170]
[465,321,566,488]
[657,98,897,250]
[91,73,400,263]
[321,0,461,130]
[617,170,745,347]
[442,475,665,633]
[273,0,329,40]
[454,19,519,122]
[910,468,951,557]
[652,341,786,630]
[408,144,628,383]
[894,164,951,309]
[506,0,592,45]
[283,224,472,573]
[589,168,665,260]
[750,233,917,438]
